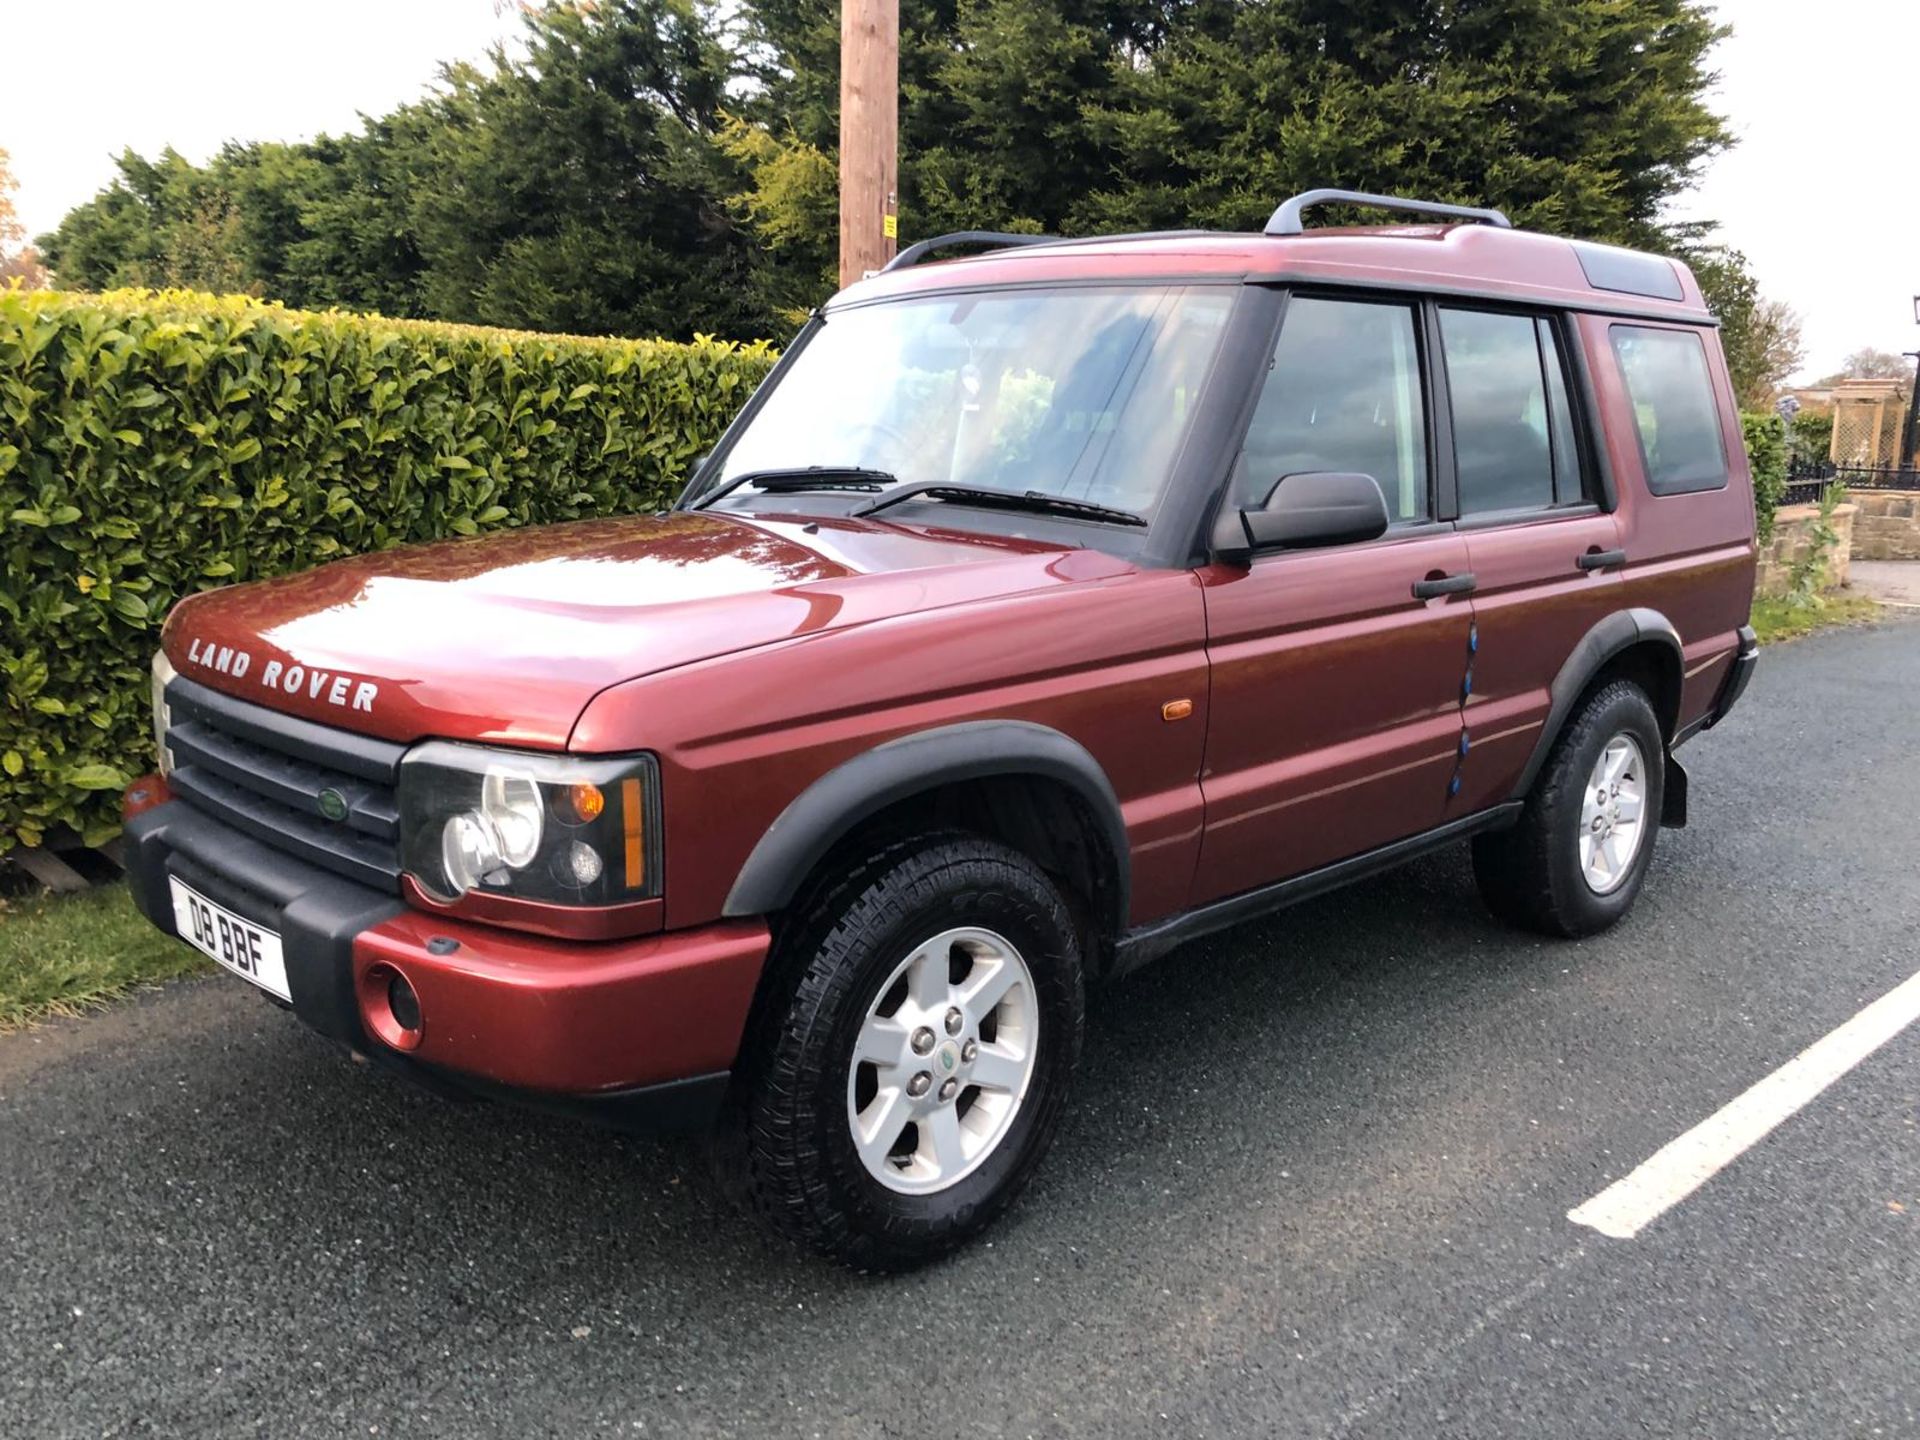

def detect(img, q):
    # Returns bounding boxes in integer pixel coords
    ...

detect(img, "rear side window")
[1441,309,1553,514]
[1237,296,1428,522]
[1610,326,1728,494]
[1440,308,1588,515]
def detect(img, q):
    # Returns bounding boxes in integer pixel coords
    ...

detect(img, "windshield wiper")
[851,482,1148,527]
[692,465,900,510]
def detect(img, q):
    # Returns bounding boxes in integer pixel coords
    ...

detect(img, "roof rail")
[881,231,1057,273]
[1265,188,1512,237]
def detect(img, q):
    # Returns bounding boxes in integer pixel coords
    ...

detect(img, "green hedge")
[0,288,775,852]
[1789,408,1833,468]
[1741,411,1788,545]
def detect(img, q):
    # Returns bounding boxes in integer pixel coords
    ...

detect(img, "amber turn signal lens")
[621,777,645,890]
[1161,698,1194,722]
[121,771,173,821]
[567,782,606,823]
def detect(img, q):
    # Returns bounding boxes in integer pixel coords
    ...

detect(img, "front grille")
[163,675,408,892]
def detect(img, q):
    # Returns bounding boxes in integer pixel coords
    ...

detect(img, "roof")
[832,223,1713,324]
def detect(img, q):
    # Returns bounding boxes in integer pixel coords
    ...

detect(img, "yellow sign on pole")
[883,214,898,240]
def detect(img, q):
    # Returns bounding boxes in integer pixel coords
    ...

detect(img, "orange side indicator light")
[621,777,645,889]
[1162,698,1194,722]
[568,782,606,823]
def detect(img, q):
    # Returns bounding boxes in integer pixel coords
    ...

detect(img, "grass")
[1750,593,1882,646]
[0,884,208,1032]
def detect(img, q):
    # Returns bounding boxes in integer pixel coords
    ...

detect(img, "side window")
[1237,296,1428,523]
[1441,308,1558,515]
[1610,326,1729,494]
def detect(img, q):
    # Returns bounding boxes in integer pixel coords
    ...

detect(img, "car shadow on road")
[166,843,1564,1291]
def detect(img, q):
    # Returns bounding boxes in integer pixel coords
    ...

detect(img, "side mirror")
[1212,471,1391,561]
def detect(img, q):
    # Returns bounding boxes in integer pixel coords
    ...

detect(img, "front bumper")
[124,800,769,1133]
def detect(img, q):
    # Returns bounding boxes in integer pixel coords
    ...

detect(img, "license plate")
[169,877,291,1001]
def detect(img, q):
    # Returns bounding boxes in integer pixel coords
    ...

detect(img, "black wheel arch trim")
[1509,608,1684,801]
[722,721,1131,930]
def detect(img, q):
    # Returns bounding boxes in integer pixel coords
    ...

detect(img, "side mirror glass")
[1212,471,1391,561]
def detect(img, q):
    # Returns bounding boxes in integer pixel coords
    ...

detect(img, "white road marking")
[1568,966,1920,1240]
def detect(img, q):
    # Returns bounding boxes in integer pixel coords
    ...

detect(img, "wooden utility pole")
[839,0,898,287]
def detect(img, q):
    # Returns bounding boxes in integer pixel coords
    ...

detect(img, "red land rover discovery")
[124,190,1758,1268]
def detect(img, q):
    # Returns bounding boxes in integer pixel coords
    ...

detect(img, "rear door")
[1194,293,1473,905]
[1597,319,1756,731]
[1432,306,1624,815]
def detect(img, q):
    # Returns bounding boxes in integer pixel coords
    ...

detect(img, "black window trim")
[1607,321,1732,498]
[1561,312,1619,513]
[1423,299,1459,522]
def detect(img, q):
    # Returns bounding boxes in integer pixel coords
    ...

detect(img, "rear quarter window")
[1609,326,1729,495]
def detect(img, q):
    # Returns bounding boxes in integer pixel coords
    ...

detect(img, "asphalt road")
[4,618,1917,1439]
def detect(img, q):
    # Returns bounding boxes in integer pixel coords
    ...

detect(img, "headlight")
[397,742,662,907]
[151,651,177,775]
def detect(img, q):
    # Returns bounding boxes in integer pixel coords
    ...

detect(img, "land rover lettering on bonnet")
[181,637,379,712]
[122,189,1759,1270]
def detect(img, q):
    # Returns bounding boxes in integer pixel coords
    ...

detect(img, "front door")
[1193,294,1473,905]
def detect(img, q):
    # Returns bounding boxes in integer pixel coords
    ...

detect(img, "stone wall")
[1756,502,1855,598]
[1848,491,1920,561]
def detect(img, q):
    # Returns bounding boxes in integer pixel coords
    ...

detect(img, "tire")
[718,832,1085,1270]
[1472,679,1665,938]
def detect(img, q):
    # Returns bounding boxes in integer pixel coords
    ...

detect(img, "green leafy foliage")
[38,1,768,340]
[1691,248,1804,409]
[1786,479,1849,607]
[0,287,773,852]
[1741,411,1788,544]
[1790,409,1833,467]
[39,0,1734,340]
[747,0,1730,249]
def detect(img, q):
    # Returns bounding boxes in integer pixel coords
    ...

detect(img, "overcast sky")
[0,0,518,237]
[3,0,1914,380]
[1677,0,1920,378]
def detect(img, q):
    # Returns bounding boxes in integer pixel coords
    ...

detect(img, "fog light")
[387,970,422,1032]
[360,962,424,1052]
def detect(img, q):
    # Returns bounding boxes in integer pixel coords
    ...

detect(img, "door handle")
[1577,547,1628,571]
[1412,571,1476,600]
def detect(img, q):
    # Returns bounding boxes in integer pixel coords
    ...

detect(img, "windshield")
[702,285,1236,520]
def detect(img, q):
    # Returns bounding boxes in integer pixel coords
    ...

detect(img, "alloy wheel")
[845,926,1040,1195]
[1578,733,1648,895]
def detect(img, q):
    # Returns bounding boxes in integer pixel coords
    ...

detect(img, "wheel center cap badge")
[937,1043,960,1074]
[317,788,349,823]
